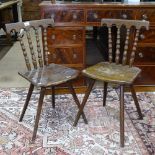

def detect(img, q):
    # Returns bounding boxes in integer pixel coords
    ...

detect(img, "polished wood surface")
[39,1,155,89]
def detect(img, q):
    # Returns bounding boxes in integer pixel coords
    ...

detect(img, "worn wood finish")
[74,79,95,126]
[130,85,143,119]
[67,81,88,124]
[5,19,87,141]
[120,85,124,147]
[51,86,55,108]
[32,87,46,142]
[100,19,149,66]
[39,2,155,88]
[75,19,148,147]
[19,83,34,122]
[6,19,55,70]
[103,82,108,107]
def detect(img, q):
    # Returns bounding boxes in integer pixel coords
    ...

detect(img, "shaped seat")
[5,19,87,142]
[73,19,149,147]
[82,62,141,84]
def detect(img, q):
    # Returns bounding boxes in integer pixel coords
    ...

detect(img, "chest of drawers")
[40,2,155,91]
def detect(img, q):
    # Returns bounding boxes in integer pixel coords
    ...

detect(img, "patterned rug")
[0,88,154,155]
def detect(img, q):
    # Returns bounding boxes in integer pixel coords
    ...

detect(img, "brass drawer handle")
[93,13,98,19]
[52,53,57,59]
[122,14,127,19]
[142,14,148,20]
[73,13,77,19]
[138,52,144,58]
[51,34,56,40]
[72,34,77,40]
[73,53,77,59]
[139,34,145,40]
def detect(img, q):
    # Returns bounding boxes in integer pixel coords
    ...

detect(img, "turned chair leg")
[19,83,34,122]
[130,85,143,119]
[73,79,95,126]
[103,82,108,106]
[32,87,46,142]
[51,86,55,108]
[120,85,125,147]
[67,81,88,124]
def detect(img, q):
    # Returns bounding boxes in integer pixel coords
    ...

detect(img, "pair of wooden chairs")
[6,18,149,147]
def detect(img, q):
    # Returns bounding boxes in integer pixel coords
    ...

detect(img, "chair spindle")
[108,27,113,63]
[129,29,140,67]
[18,36,31,70]
[43,28,49,66]
[34,28,43,68]
[26,30,38,69]
[115,27,121,64]
[122,28,130,65]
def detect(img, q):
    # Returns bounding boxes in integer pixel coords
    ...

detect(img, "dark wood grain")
[39,2,155,87]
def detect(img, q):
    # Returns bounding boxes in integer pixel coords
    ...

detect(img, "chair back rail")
[101,19,149,67]
[5,19,54,70]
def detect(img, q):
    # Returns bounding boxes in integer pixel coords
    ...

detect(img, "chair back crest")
[101,19,149,67]
[5,19,54,71]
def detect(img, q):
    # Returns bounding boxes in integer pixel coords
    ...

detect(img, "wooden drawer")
[136,9,155,23]
[48,46,84,64]
[47,27,84,46]
[23,11,40,21]
[87,9,135,22]
[43,9,84,23]
[134,66,155,86]
[138,28,155,43]
[134,47,155,64]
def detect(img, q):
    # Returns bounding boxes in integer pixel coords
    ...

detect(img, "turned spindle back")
[101,19,149,67]
[5,19,54,71]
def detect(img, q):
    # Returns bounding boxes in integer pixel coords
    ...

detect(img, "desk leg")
[12,3,18,22]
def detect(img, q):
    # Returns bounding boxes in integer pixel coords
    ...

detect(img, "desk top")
[39,1,155,8]
[0,0,20,10]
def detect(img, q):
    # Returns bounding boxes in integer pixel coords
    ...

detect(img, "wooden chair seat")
[19,63,79,87]
[82,62,141,84]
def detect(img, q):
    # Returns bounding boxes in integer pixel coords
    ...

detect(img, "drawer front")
[47,27,84,45]
[43,9,84,23]
[87,9,135,22]
[136,9,155,23]
[134,66,155,85]
[138,28,155,43]
[48,47,84,64]
[135,47,155,64]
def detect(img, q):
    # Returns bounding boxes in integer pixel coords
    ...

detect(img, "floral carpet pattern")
[0,88,154,155]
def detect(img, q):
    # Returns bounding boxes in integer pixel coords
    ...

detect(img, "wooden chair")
[5,19,87,142]
[73,19,149,147]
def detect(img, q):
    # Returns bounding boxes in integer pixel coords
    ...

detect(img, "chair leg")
[73,79,95,126]
[120,85,124,147]
[130,85,143,119]
[103,82,108,106]
[51,86,55,108]
[67,81,88,124]
[19,83,34,122]
[32,87,46,142]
